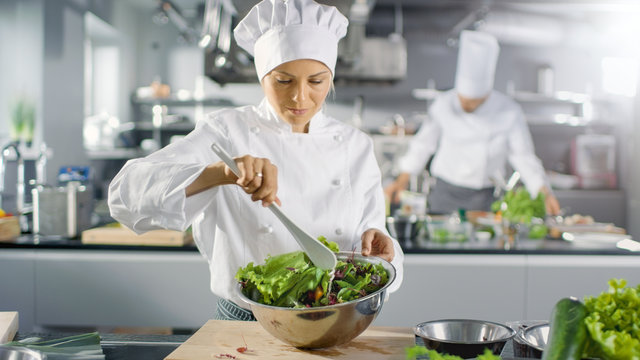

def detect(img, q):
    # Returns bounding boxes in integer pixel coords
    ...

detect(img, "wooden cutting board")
[0,312,18,344]
[81,226,192,246]
[548,223,626,239]
[166,320,415,360]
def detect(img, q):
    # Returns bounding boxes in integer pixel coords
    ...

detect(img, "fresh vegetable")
[0,208,13,217]
[405,346,501,360]
[317,235,339,252]
[491,187,545,224]
[582,278,640,360]
[528,223,548,239]
[235,240,389,308]
[542,297,589,360]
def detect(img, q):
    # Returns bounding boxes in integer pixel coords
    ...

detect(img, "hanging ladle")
[211,143,337,270]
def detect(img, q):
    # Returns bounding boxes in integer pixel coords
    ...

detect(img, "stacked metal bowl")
[414,319,517,358]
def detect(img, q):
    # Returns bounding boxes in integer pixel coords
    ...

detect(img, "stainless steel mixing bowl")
[0,346,46,360]
[236,251,396,349]
[414,319,516,358]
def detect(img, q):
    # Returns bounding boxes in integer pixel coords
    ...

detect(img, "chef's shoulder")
[196,104,259,134]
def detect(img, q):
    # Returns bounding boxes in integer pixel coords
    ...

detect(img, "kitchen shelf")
[412,87,596,126]
[87,148,143,160]
[525,114,591,126]
[133,122,195,131]
[1,146,53,161]
[412,88,592,104]
[130,95,235,107]
[511,90,591,104]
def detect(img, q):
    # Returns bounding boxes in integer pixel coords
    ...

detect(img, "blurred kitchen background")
[0,0,639,235]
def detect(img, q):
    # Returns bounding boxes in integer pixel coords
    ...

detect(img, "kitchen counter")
[1,233,638,255]
[12,332,189,360]
[2,233,639,331]
[1,234,198,252]
[11,331,526,359]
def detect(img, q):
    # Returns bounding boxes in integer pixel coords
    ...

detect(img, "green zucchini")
[542,297,588,360]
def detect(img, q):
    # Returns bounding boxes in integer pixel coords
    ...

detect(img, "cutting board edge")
[0,311,19,344]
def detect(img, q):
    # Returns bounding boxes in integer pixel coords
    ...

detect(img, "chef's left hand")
[361,228,394,262]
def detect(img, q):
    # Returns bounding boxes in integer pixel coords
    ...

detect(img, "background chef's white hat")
[454,30,500,98]
[234,0,348,81]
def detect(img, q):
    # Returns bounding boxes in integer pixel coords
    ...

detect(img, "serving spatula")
[211,143,337,270]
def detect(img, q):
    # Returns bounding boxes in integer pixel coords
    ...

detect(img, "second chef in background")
[386,30,560,216]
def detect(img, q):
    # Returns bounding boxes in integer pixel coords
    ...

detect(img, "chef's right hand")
[226,155,281,207]
[384,173,410,205]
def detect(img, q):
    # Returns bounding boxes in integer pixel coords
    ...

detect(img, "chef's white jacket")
[398,89,546,196]
[109,98,404,308]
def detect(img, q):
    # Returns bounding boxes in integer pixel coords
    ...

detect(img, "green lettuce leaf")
[583,278,640,360]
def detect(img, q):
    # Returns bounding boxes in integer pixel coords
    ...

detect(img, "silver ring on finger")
[255,172,263,178]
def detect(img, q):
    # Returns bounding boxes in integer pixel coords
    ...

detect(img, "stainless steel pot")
[32,181,93,238]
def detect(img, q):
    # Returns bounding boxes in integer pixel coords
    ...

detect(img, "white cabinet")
[34,250,217,329]
[525,255,640,320]
[374,254,640,328]
[3,249,639,331]
[374,255,527,327]
[0,250,36,331]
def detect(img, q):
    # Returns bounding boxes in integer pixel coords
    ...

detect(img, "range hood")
[203,0,407,85]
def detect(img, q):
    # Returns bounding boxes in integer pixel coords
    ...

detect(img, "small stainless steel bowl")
[513,323,548,359]
[414,319,516,358]
[236,251,396,349]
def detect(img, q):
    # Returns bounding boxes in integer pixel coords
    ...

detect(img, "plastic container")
[426,215,472,243]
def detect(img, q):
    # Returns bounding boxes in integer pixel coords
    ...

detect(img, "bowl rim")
[414,318,517,344]
[518,322,549,351]
[236,251,396,311]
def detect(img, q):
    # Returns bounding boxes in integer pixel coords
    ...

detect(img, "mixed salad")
[235,237,389,308]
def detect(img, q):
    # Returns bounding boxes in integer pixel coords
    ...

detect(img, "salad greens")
[405,347,501,360]
[235,238,389,308]
[491,187,546,225]
[582,278,640,360]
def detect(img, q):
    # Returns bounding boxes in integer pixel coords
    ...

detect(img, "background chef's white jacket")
[109,98,404,308]
[398,89,546,196]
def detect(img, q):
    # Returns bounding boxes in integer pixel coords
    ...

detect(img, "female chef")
[385,30,560,215]
[109,0,404,321]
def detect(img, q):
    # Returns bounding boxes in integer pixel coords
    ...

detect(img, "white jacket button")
[251,126,261,134]
[335,228,343,235]
[332,179,342,186]
[260,224,273,234]
[333,134,343,142]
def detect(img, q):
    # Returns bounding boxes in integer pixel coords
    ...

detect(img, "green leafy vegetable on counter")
[582,278,640,360]
[491,187,546,225]
[235,239,389,308]
[528,223,549,239]
[405,346,501,360]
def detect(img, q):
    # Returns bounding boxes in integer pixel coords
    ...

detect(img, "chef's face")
[458,94,488,113]
[262,59,332,133]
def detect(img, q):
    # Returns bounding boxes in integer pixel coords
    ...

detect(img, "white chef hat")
[454,30,500,98]
[234,0,348,81]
